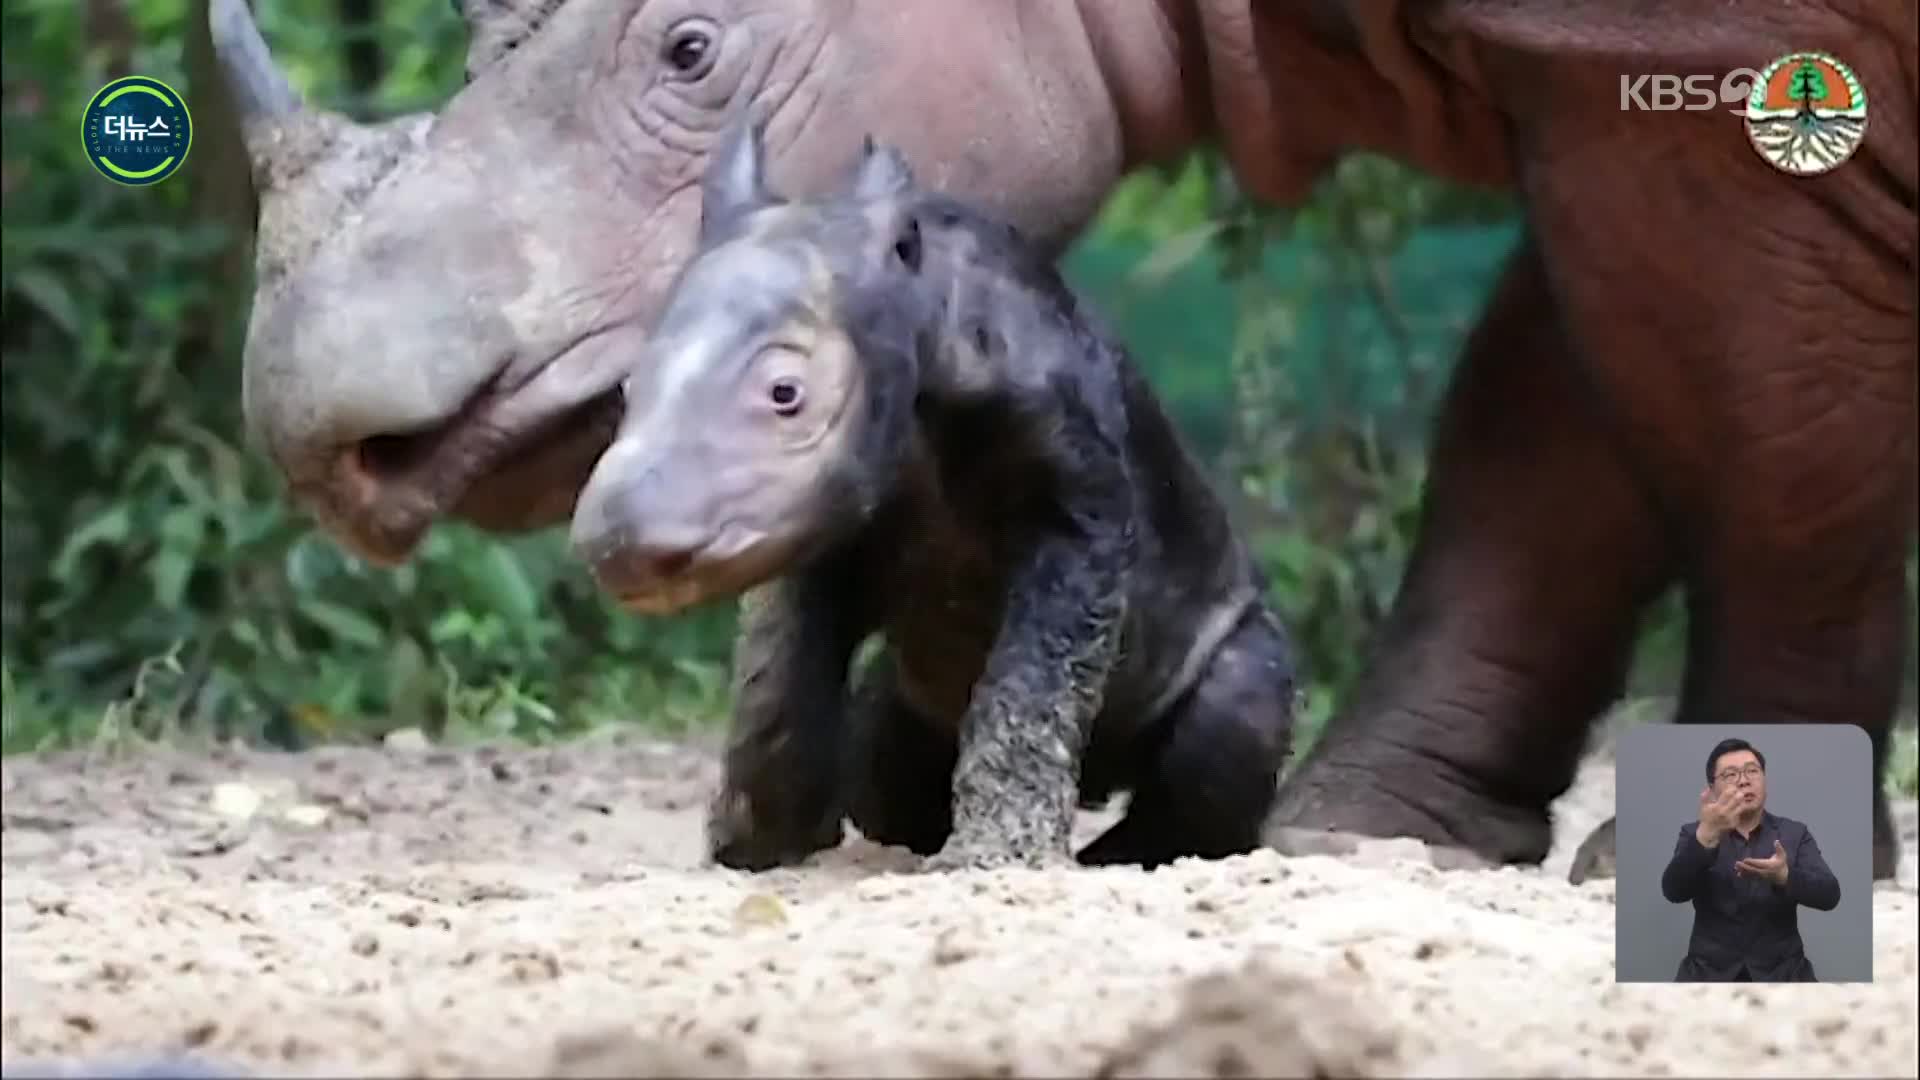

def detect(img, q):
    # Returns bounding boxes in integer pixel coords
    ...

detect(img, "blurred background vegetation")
[2,0,1914,791]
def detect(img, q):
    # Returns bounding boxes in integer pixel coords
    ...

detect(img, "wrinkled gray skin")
[213,0,1914,881]
[570,123,1297,870]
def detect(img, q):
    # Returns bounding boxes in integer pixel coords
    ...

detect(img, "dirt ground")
[2,721,1915,1079]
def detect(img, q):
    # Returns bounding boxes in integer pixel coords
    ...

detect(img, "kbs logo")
[1619,71,1762,112]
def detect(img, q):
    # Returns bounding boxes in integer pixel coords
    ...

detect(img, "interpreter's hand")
[1735,839,1790,886]
[1695,783,1745,846]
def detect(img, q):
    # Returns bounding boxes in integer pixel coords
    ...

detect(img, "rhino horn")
[849,135,916,200]
[208,0,436,285]
[700,113,775,245]
[209,0,304,138]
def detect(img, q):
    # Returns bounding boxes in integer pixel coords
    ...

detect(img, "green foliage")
[1889,723,1920,799]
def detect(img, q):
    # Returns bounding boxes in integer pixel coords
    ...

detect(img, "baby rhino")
[569,120,1298,873]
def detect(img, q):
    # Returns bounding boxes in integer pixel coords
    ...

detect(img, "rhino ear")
[849,135,916,200]
[701,115,772,244]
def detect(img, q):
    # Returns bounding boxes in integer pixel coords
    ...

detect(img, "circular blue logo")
[81,75,193,187]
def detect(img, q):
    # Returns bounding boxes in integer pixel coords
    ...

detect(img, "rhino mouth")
[305,333,633,567]
[445,389,626,529]
[604,531,802,617]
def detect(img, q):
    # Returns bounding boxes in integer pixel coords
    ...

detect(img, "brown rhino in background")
[208,0,1916,879]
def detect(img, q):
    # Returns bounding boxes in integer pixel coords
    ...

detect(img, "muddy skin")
[570,127,1297,872]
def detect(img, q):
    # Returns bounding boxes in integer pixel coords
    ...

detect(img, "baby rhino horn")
[850,135,916,199]
[701,115,775,245]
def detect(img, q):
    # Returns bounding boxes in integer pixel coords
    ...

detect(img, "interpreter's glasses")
[1715,765,1763,786]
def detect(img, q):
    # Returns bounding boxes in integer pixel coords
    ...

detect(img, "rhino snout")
[570,442,733,607]
[574,518,713,605]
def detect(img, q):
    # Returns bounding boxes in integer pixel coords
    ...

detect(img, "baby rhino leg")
[1078,607,1297,868]
[845,652,957,856]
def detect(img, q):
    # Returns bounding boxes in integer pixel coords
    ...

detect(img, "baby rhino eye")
[768,377,805,416]
[892,217,923,271]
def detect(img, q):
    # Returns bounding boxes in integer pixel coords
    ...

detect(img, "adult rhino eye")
[662,22,716,77]
[768,377,805,417]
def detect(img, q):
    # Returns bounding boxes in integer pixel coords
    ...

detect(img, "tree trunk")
[83,0,136,79]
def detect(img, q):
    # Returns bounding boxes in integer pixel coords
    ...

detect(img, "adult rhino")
[209,0,1915,879]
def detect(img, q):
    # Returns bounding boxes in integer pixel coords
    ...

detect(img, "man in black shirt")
[1660,737,1842,981]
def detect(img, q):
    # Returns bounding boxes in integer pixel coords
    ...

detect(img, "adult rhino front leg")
[1266,234,1676,868]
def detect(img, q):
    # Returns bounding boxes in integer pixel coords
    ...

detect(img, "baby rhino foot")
[705,788,844,872]
[922,831,1071,873]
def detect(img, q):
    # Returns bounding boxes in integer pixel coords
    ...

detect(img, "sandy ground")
[1,722,1915,1079]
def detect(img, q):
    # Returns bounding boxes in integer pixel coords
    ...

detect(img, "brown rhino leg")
[1509,87,1916,882]
[1601,252,1909,883]
[1267,234,1674,865]
[1557,393,1910,885]
[1674,563,1908,881]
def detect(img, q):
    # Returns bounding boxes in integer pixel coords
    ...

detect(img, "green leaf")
[49,503,132,583]
[298,599,386,650]
[285,533,343,593]
[384,634,435,730]
[158,504,209,554]
[469,545,540,622]
[228,618,265,654]
[8,267,84,339]
[431,609,478,644]
[148,548,195,609]
[155,447,217,509]
[1126,222,1223,289]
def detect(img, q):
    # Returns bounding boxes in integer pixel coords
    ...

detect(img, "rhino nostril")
[341,372,505,489]
[650,550,694,580]
[357,431,438,479]
[326,429,445,508]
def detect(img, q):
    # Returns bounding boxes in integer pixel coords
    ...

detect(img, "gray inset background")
[1613,723,1874,983]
